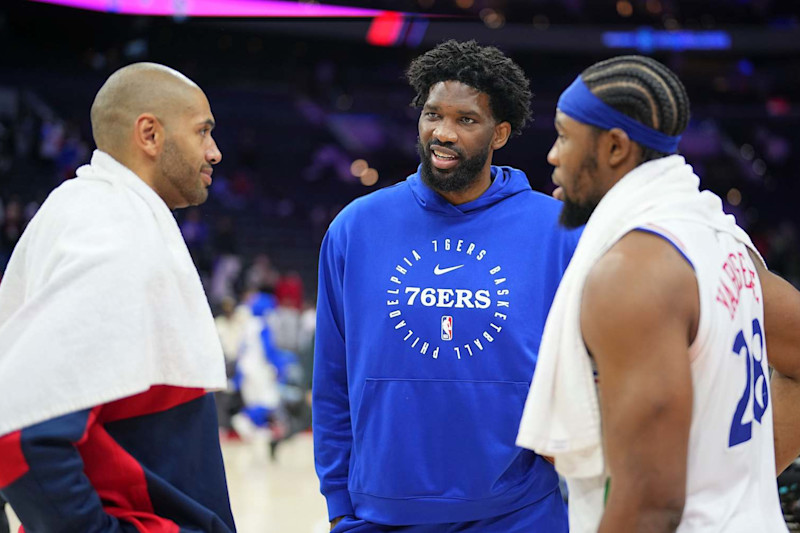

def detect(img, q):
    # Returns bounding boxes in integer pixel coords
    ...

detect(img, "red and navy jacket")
[0,386,236,532]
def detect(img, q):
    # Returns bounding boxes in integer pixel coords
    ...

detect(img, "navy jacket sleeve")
[312,225,355,521]
[0,409,130,533]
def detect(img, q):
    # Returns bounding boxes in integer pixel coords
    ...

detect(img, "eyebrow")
[554,117,563,130]
[423,103,481,117]
[197,118,216,129]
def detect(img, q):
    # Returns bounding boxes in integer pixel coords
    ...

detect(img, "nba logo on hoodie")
[441,316,453,341]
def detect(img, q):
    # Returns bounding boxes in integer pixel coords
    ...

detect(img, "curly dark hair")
[406,40,532,136]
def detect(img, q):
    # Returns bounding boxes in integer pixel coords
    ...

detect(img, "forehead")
[555,109,593,134]
[181,89,213,120]
[424,81,491,115]
[187,88,211,111]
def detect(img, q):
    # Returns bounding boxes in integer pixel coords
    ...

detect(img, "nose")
[207,138,222,165]
[432,119,457,145]
[547,142,558,167]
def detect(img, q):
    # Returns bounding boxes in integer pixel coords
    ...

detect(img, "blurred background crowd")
[1,0,799,530]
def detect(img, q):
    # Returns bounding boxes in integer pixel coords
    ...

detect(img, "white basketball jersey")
[568,220,787,533]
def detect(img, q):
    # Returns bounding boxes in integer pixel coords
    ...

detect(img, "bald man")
[0,64,235,532]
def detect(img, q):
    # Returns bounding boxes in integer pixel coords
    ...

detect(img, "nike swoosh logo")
[434,264,464,275]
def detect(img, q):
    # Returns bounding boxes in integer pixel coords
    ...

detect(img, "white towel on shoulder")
[0,150,226,436]
[516,155,757,478]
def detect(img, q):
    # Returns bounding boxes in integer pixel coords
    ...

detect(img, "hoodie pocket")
[350,378,532,500]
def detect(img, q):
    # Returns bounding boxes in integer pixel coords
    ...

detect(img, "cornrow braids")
[580,55,690,162]
[406,40,532,136]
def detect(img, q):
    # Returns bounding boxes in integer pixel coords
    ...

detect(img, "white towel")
[0,150,226,436]
[516,155,757,479]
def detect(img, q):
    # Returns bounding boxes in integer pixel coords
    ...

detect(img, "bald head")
[91,62,201,157]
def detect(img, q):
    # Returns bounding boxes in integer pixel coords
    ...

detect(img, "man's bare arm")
[748,250,800,474]
[582,231,698,533]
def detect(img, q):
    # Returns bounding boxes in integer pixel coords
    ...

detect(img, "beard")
[558,154,602,229]
[159,138,208,208]
[559,195,599,228]
[417,139,490,193]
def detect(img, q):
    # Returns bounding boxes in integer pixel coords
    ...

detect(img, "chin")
[187,190,209,207]
[431,161,456,173]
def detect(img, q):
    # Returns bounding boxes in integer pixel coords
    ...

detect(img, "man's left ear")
[492,121,512,150]
[606,127,636,167]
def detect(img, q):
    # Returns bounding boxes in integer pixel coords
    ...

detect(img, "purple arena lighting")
[28,0,390,17]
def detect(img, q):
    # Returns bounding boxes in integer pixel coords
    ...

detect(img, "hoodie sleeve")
[312,224,354,521]
[0,408,131,533]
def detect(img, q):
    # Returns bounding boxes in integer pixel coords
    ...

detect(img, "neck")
[611,159,641,186]
[600,151,642,196]
[105,148,168,206]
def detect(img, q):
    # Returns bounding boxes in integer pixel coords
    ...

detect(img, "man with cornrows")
[313,40,580,532]
[518,55,800,532]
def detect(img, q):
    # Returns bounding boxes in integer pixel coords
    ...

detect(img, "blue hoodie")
[313,166,581,526]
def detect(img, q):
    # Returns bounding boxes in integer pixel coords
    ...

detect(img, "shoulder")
[518,188,566,212]
[328,180,411,233]
[495,165,563,212]
[581,230,698,343]
[509,189,567,225]
[42,177,142,227]
[33,178,155,261]
[511,189,584,248]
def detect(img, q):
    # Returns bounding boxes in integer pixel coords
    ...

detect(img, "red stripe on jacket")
[0,431,28,487]
[77,417,180,533]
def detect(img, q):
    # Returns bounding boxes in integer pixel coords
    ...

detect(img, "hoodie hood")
[407,165,532,216]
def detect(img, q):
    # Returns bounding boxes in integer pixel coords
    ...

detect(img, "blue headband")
[557,76,682,154]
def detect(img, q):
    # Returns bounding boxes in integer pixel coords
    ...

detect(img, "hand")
[330,516,344,531]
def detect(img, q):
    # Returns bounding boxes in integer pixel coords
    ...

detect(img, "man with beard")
[313,40,580,532]
[517,56,800,533]
[0,63,235,532]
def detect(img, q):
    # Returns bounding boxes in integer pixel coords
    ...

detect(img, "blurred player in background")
[0,63,235,532]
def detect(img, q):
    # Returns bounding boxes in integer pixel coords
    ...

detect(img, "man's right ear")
[133,113,163,157]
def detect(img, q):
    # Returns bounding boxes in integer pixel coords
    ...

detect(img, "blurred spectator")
[266,302,301,354]
[56,129,89,181]
[275,270,304,310]
[245,253,280,292]
[181,208,209,248]
[229,291,281,443]
[38,120,63,160]
[210,254,243,306]
[296,299,317,392]
[214,296,249,433]
[213,215,239,256]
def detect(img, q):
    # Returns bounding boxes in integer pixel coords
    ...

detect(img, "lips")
[201,169,213,187]
[551,172,563,200]
[430,145,461,170]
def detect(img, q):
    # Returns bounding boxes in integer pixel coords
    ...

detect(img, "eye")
[424,112,439,119]
[460,117,476,124]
